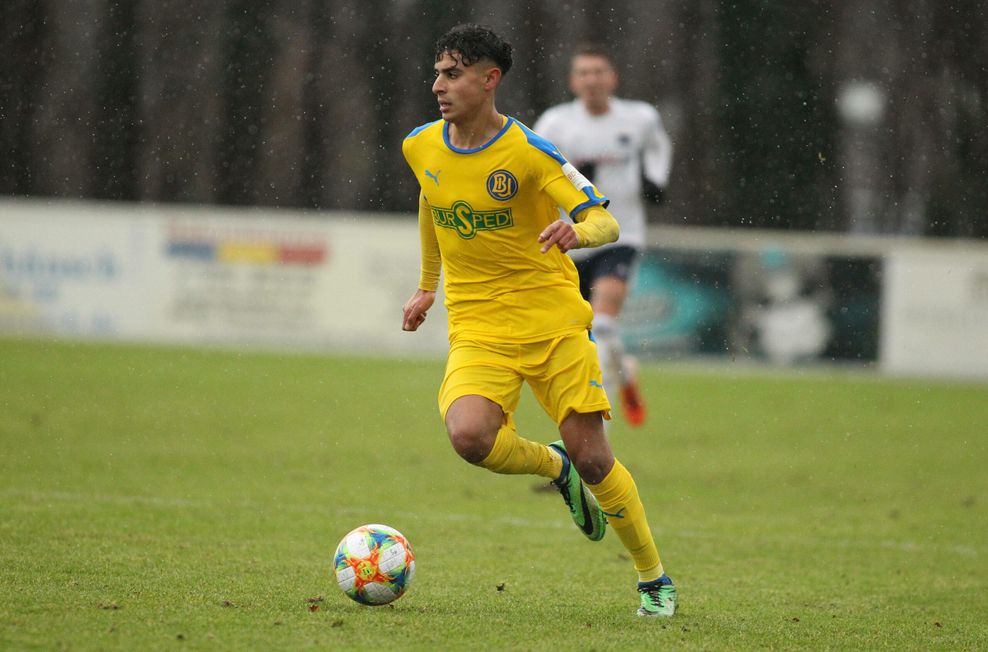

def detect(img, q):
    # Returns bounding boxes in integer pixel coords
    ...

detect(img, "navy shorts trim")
[574,246,639,301]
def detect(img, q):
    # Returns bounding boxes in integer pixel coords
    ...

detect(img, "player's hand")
[538,219,580,254]
[402,289,436,332]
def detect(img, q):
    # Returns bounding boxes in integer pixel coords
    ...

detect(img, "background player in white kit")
[534,43,673,427]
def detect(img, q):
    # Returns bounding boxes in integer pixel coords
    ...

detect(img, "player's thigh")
[591,276,630,316]
[588,246,638,315]
[523,333,611,426]
[591,246,638,283]
[439,340,525,422]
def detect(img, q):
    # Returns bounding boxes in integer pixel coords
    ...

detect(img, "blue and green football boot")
[548,440,606,541]
[637,574,677,617]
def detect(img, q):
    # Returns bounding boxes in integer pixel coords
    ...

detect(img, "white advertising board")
[0,200,449,355]
[3,199,987,379]
[881,249,988,378]
[151,207,449,353]
[0,203,154,337]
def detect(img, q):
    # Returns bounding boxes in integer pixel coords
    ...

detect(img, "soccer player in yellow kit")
[401,24,676,617]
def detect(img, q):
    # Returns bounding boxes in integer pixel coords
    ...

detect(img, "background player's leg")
[591,275,646,426]
[590,276,630,411]
[591,311,624,402]
[578,257,620,429]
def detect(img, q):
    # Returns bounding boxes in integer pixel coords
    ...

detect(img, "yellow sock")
[476,421,562,479]
[587,459,664,582]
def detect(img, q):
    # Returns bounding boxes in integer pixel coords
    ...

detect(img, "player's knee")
[446,419,497,464]
[445,396,503,464]
[560,412,614,483]
[570,451,613,485]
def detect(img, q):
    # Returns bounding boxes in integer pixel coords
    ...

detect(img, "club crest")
[486,169,518,201]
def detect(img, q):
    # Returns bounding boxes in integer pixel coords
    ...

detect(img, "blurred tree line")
[1,0,985,236]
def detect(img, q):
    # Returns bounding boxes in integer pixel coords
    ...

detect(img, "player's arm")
[539,203,619,253]
[572,204,619,247]
[538,155,617,253]
[641,109,673,205]
[402,194,439,332]
[524,126,616,253]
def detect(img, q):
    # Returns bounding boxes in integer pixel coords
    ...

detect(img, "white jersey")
[533,97,672,259]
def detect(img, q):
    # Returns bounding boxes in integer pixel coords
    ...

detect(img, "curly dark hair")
[434,24,513,75]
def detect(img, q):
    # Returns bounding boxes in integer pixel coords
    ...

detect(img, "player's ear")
[484,66,502,90]
[610,70,620,90]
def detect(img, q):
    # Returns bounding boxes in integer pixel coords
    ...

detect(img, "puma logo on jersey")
[425,169,441,186]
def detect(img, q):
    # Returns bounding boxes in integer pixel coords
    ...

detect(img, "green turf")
[1,337,986,650]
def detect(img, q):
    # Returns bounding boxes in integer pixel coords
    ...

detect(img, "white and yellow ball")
[333,524,415,605]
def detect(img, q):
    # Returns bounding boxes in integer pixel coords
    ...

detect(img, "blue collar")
[443,116,514,154]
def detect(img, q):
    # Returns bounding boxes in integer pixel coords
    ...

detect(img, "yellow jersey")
[402,116,610,344]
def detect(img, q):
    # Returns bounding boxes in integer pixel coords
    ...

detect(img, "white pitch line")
[3,488,982,558]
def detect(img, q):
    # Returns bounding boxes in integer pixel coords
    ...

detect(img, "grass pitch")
[1,337,986,650]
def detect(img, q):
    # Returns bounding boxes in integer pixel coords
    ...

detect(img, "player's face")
[432,52,494,123]
[569,55,618,108]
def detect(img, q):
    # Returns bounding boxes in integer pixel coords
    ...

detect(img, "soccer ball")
[333,524,415,605]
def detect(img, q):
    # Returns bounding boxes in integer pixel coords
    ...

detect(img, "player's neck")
[582,97,611,116]
[447,108,504,150]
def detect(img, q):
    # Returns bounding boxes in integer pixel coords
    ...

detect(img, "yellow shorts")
[439,331,612,426]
